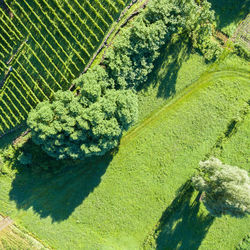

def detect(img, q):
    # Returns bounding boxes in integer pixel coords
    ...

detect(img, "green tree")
[192,158,250,217]
[104,0,220,90]
[27,90,137,160]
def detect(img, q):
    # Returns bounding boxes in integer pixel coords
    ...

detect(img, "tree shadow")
[155,181,214,250]
[208,0,249,31]
[138,38,191,100]
[0,126,26,150]
[8,148,113,222]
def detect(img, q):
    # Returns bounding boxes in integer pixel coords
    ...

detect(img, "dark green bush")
[27,90,137,160]
[234,43,250,61]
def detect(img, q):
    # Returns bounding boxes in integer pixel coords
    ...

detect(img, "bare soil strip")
[0,217,13,232]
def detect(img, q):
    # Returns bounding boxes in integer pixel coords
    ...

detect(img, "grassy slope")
[199,112,250,250]
[0,50,249,249]
[149,59,250,249]
[219,112,250,169]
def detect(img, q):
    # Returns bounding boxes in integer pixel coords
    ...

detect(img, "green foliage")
[1,145,15,160]
[17,152,32,165]
[104,0,219,89]
[1,54,250,249]
[181,0,222,60]
[192,158,250,217]
[104,0,181,89]
[27,89,137,160]
[234,43,250,61]
[208,0,249,37]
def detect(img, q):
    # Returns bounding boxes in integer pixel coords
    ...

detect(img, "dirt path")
[216,31,228,44]
[0,216,13,232]
[0,215,48,249]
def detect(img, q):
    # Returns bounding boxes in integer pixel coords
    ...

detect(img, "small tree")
[192,158,250,217]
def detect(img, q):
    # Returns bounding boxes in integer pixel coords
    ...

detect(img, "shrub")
[104,0,181,89]
[192,158,250,217]
[234,43,250,61]
[181,0,222,61]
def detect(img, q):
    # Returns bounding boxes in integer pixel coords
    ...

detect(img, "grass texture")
[0,49,249,249]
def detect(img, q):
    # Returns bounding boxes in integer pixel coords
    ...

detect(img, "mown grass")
[198,111,250,250]
[135,39,209,123]
[219,111,250,169]
[147,99,250,250]
[0,50,249,249]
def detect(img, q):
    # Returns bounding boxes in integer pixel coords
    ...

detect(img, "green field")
[0,0,129,135]
[0,0,249,249]
[0,48,249,248]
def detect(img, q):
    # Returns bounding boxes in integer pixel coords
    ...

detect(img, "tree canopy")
[27,0,220,161]
[104,0,220,90]
[27,89,138,160]
[192,158,250,217]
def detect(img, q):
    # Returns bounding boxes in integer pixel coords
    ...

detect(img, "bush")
[181,0,222,61]
[27,90,137,160]
[104,0,181,89]
[192,158,250,217]
[234,43,250,61]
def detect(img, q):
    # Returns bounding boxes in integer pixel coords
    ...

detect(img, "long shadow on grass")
[208,0,249,32]
[139,38,191,99]
[9,146,113,222]
[155,181,214,250]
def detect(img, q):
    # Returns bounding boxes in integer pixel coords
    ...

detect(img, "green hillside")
[0,0,249,249]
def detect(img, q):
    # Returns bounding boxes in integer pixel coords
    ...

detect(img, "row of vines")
[233,14,250,50]
[0,0,129,136]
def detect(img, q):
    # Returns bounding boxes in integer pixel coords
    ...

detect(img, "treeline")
[27,0,221,161]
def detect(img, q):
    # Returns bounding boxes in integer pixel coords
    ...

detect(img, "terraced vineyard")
[233,14,250,50]
[0,0,129,136]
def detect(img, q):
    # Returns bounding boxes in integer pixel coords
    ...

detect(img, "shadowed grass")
[154,183,214,250]
[208,0,249,36]
[9,152,113,222]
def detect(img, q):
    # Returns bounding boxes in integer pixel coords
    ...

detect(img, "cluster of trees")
[192,158,250,217]
[104,0,221,90]
[28,0,220,160]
